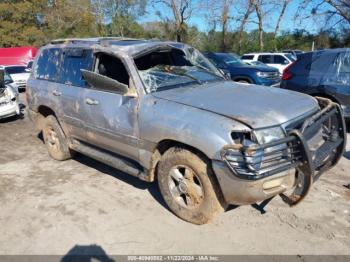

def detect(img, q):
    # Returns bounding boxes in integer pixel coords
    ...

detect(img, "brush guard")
[222,97,346,206]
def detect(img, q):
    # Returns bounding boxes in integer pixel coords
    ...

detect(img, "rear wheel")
[157,147,225,224]
[42,115,73,161]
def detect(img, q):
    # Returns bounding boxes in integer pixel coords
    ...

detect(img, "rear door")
[57,48,94,140]
[32,48,64,121]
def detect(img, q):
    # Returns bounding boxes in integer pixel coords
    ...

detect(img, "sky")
[139,0,323,34]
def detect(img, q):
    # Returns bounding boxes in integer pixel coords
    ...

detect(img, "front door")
[82,52,139,162]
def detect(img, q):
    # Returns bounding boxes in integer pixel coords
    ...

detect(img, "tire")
[157,147,225,224]
[236,79,251,84]
[42,115,73,161]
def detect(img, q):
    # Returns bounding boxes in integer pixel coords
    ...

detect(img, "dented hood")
[152,81,319,129]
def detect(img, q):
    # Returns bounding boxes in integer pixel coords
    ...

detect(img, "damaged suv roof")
[48,37,184,57]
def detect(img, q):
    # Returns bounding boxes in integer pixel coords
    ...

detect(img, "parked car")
[205,52,280,86]
[3,65,30,92]
[280,48,350,120]
[27,38,346,224]
[241,52,296,74]
[0,68,20,120]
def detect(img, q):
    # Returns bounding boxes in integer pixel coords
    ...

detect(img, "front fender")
[139,95,251,162]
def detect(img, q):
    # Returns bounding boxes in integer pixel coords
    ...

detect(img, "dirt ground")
[0,94,350,256]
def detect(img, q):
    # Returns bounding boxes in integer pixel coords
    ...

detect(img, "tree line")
[0,0,349,54]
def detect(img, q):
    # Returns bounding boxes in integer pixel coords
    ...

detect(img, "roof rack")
[49,37,143,46]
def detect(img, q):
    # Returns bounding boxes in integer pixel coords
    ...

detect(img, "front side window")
[35,48,61,81]
[59,49,94,87]
[284,53,296,62]
[273,55,288,64]
[135,46,224,93]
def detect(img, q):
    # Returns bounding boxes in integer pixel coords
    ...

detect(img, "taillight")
[282,62,295,80]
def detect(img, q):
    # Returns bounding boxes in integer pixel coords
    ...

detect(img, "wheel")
[42,115,73,161]
[236,79,250,84]
[157,147,225,224]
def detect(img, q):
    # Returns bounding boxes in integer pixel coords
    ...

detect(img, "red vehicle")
[0,47,38,66]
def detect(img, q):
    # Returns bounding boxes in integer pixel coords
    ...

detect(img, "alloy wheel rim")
[168,165,204,209]
[47,127,59,150]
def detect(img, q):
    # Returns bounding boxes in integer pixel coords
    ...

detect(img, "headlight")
[254,126,285,144]
[223,127,289,179]
[256,71,270,78]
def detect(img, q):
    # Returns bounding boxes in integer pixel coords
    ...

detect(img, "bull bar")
[221,97,346,205]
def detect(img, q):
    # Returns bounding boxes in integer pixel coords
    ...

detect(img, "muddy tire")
[157,147,225,224]
[42,115,73,161]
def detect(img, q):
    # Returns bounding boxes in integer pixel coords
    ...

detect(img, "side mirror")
[81,69,128,95]
[0,69,5,90]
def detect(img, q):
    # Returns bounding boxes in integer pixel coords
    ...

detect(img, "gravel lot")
[0,95,349,256]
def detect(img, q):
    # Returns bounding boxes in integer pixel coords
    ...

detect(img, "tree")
[273,0,292,50]
[154,0,193,42]
[237,0,255,53]
[297,0,350,30]
[0,0,47,47]
[44,0,97,39]
[253,0,266,51]
[98,0,148,37]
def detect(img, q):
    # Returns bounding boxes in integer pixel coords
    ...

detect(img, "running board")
[70,140,150,181]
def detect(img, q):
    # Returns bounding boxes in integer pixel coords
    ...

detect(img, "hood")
[10,73,30,82]
[152,81,319,129]
[230,63,277,72]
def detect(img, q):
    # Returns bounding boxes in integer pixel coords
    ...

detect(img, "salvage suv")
[27,38,346,224]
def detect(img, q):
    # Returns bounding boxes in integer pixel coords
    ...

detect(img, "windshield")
[216,53,246,66]
[285,54,296,62]
[4,72,13,83]
[251,61,267,66]
[135,46,224,93]
[5,66,27,74]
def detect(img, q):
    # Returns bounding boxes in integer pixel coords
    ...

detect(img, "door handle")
[52,90,62,96]
[85,98,99,105]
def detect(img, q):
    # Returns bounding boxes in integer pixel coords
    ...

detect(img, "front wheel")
[157,147,225,224]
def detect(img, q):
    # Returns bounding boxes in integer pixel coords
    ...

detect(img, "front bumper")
[0,101,20,119]
[216,97,346,205]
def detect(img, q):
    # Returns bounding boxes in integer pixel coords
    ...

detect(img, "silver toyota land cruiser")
[27,38,346,224]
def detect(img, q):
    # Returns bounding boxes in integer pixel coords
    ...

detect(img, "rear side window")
[35,48,61,81]
[241,55,254,60]
[337,51,350,73]
[307,53,337,73]
[59,49,94,87]
[258,55,272,63]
